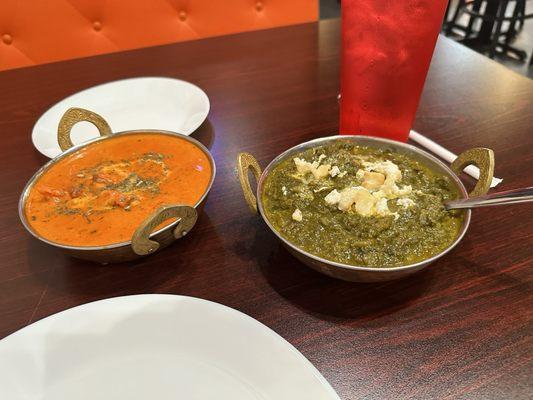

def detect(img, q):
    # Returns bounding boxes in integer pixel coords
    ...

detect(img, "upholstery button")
[256,1,263,12]
[179,11,187,21]
[2,34,13,45]
[93,21,102,31]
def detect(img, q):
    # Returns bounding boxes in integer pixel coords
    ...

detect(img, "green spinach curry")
[262,141,463,267]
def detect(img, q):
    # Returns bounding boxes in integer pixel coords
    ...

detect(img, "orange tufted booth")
[0,0,318,72]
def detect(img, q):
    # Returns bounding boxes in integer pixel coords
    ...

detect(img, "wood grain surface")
[0,19,531,399]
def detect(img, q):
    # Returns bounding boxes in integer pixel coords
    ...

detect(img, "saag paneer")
[262,141,463,267]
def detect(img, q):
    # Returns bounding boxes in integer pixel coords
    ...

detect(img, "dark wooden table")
[1,19,532,399]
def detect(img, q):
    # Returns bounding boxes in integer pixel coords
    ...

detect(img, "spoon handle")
[445,186,533,210]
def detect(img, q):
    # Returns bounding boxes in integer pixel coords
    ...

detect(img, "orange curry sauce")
[25,133,212,246]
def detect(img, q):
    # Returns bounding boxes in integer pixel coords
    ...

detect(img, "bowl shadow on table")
[31,150,51,167]
[247,224,436,322]
[25,213,218,298]
[190,118,215,150]
[444,233,524,287]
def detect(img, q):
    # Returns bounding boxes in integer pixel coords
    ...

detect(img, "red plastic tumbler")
[340,0,448,141]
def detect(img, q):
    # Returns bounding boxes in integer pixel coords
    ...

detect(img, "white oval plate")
[32,77,210,158]
[0,295,339,400]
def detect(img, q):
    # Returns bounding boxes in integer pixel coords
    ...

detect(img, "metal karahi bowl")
[237,135,494,282]
[19,108,216,264]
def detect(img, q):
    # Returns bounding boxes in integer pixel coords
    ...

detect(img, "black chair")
[460,0,533,61]
[445,0,532,61]
[445,0,481,38]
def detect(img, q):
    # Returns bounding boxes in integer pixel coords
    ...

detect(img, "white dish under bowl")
[32,77,210,158]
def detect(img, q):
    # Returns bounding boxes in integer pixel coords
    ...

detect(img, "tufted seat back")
[0,0,318,71]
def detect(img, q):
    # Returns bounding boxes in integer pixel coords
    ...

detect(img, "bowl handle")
[237,152,262,214]
[57,107,112,151]
[451,148,495,197]
[131,204,198,256]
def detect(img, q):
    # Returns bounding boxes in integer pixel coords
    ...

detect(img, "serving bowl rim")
[255,134,471,273]
[18,129,216,251]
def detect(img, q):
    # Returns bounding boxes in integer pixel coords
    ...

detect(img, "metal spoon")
[445,186,533,210]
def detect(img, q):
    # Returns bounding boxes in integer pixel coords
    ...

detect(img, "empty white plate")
[0,294,339,400]
[32,77,210,158]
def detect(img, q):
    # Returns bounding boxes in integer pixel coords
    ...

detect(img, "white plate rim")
[31,76,210,158]
[0,294,340,399]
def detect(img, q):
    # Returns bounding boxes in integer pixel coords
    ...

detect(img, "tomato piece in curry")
[24,133,212,247]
